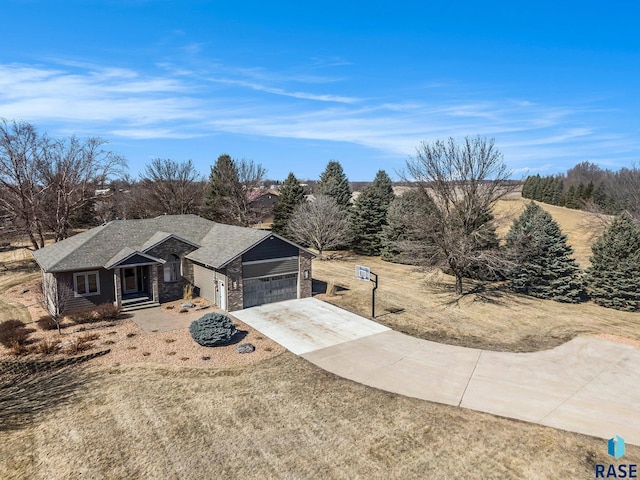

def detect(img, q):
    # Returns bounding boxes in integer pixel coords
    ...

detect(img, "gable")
[242,235,299,262]
[116,253,163,267]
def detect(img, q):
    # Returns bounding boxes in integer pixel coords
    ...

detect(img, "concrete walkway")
[235,299,640,445]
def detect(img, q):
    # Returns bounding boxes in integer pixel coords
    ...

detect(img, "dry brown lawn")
[2,355,637,480]
[313,196,638,352]
[1,207,639,479]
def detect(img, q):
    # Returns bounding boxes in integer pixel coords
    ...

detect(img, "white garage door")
[243,273,298,308]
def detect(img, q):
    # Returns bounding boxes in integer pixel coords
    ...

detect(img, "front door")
[123,267,138,294]
[219,280,226,310]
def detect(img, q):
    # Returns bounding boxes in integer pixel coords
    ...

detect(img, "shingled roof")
[31,214,295,272]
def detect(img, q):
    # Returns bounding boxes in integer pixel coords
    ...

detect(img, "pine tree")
[205,154,241,223]
[584,212,640,311]
[272,172,305,237]
[380,190,437,264]
[584,180,594,201]
[316,160,352,209]
[506,202,584,302]
[564,184,578,209]
[350,170,395,255]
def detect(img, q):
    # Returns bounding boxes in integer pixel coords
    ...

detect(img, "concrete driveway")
[231,297,390,354]
[234,298,640,445]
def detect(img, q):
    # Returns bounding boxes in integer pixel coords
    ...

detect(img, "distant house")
[32,214,315,314]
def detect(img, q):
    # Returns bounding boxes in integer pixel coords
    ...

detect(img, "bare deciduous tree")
[38,136,126,241]
[0,120,46,249]
[403,136,515,294]
[38,278,74,335]
[0,119,126,247]
[139,158,206,216]
[288,195,351,256]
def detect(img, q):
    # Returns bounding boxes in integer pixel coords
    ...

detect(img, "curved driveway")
[233,298,640,445]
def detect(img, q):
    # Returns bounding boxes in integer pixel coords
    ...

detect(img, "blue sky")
[2,0,639,181]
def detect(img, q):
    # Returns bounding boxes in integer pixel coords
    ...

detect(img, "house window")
[74,271,100,297]
[164,254,181,283]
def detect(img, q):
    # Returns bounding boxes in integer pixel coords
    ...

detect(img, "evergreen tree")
[593,181,609,211]
[528,174,542,200]
[205,154,241,222]
[380,190,437,264]
[316,160,352,209]
[564,184,578,209]
[551,178,564,205]
[350,170,395,255]
[584,212,640,311]
[584,180,594,201]
[272,172,305,237]
[506,202,584,302]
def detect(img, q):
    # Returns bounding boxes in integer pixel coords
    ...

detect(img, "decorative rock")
[236,343,255,354]
[181,302,196,308]
[195,305,211,311]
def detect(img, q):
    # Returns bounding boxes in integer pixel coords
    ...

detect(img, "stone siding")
[146,237,198,303]
[225,256,243,311]
[299,250,313,299]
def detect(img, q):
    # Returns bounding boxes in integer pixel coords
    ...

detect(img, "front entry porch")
[115,265,161,312]
[111,262,162,312]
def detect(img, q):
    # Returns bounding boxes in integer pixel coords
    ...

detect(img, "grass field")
[1,199,639,479]
[3,355,637,479]
[313,196,637,352]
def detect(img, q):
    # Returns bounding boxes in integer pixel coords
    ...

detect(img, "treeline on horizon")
[522,161,640,215]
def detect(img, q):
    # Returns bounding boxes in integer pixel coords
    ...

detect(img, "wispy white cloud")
[208,77,359,103]
[0,60,637,175]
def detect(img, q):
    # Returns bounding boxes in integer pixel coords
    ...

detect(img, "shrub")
[95,303,121,321]
[0,320,29,348]
[69,310,98,324]
[37,316,58,331]
[189,313,238,347]
[33,338,61,355]
[63,334,96,355]
[8,340,29,356]
[183,284,194,300]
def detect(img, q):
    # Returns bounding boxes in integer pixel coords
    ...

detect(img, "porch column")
[114,268,122,307]
[151,264,159,303]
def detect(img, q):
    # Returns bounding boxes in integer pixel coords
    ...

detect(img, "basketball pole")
[370,272,378,319]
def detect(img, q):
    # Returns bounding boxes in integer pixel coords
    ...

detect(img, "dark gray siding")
[59,269,115,312]
[242,257,298,279]
[117,254,160,266]
[242,236,299,262]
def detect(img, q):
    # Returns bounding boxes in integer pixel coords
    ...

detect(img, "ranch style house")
[32,214,315,314]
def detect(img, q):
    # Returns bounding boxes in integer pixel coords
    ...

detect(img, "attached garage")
[185,223,316,311]
[243,272,298,308]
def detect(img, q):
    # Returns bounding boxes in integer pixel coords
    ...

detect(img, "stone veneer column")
[151,265,159,303]
[114,268,122,307]
[299,250,313,298]
[226,256,243,310]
